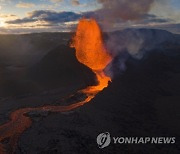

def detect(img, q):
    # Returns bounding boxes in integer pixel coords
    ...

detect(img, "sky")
[0,0,179,34]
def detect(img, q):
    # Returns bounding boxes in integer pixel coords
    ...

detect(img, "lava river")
[0,18,112,153]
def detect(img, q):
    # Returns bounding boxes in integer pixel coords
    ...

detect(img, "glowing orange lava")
[0,18,112,153]
[71,18,112,95]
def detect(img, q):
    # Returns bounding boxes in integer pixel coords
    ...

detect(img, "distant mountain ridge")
[106,28,180,58]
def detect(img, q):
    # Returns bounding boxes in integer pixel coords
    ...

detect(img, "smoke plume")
[94,0,156,78]
[97,0,155,22]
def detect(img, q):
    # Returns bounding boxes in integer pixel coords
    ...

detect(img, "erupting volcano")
[0,18,112,153]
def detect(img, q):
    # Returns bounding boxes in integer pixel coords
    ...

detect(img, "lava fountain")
[71,18,112,97]
[0,18,112,153]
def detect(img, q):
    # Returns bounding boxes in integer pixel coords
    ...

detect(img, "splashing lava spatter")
[0,18,112,153]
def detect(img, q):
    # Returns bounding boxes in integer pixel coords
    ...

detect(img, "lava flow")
[0,18,112,154]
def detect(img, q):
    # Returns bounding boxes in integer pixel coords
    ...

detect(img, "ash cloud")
[95,0,178,78]
[97,0,155,23]
[95,0,156,77]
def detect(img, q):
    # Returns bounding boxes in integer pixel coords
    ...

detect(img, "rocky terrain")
[0,29,179,153]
